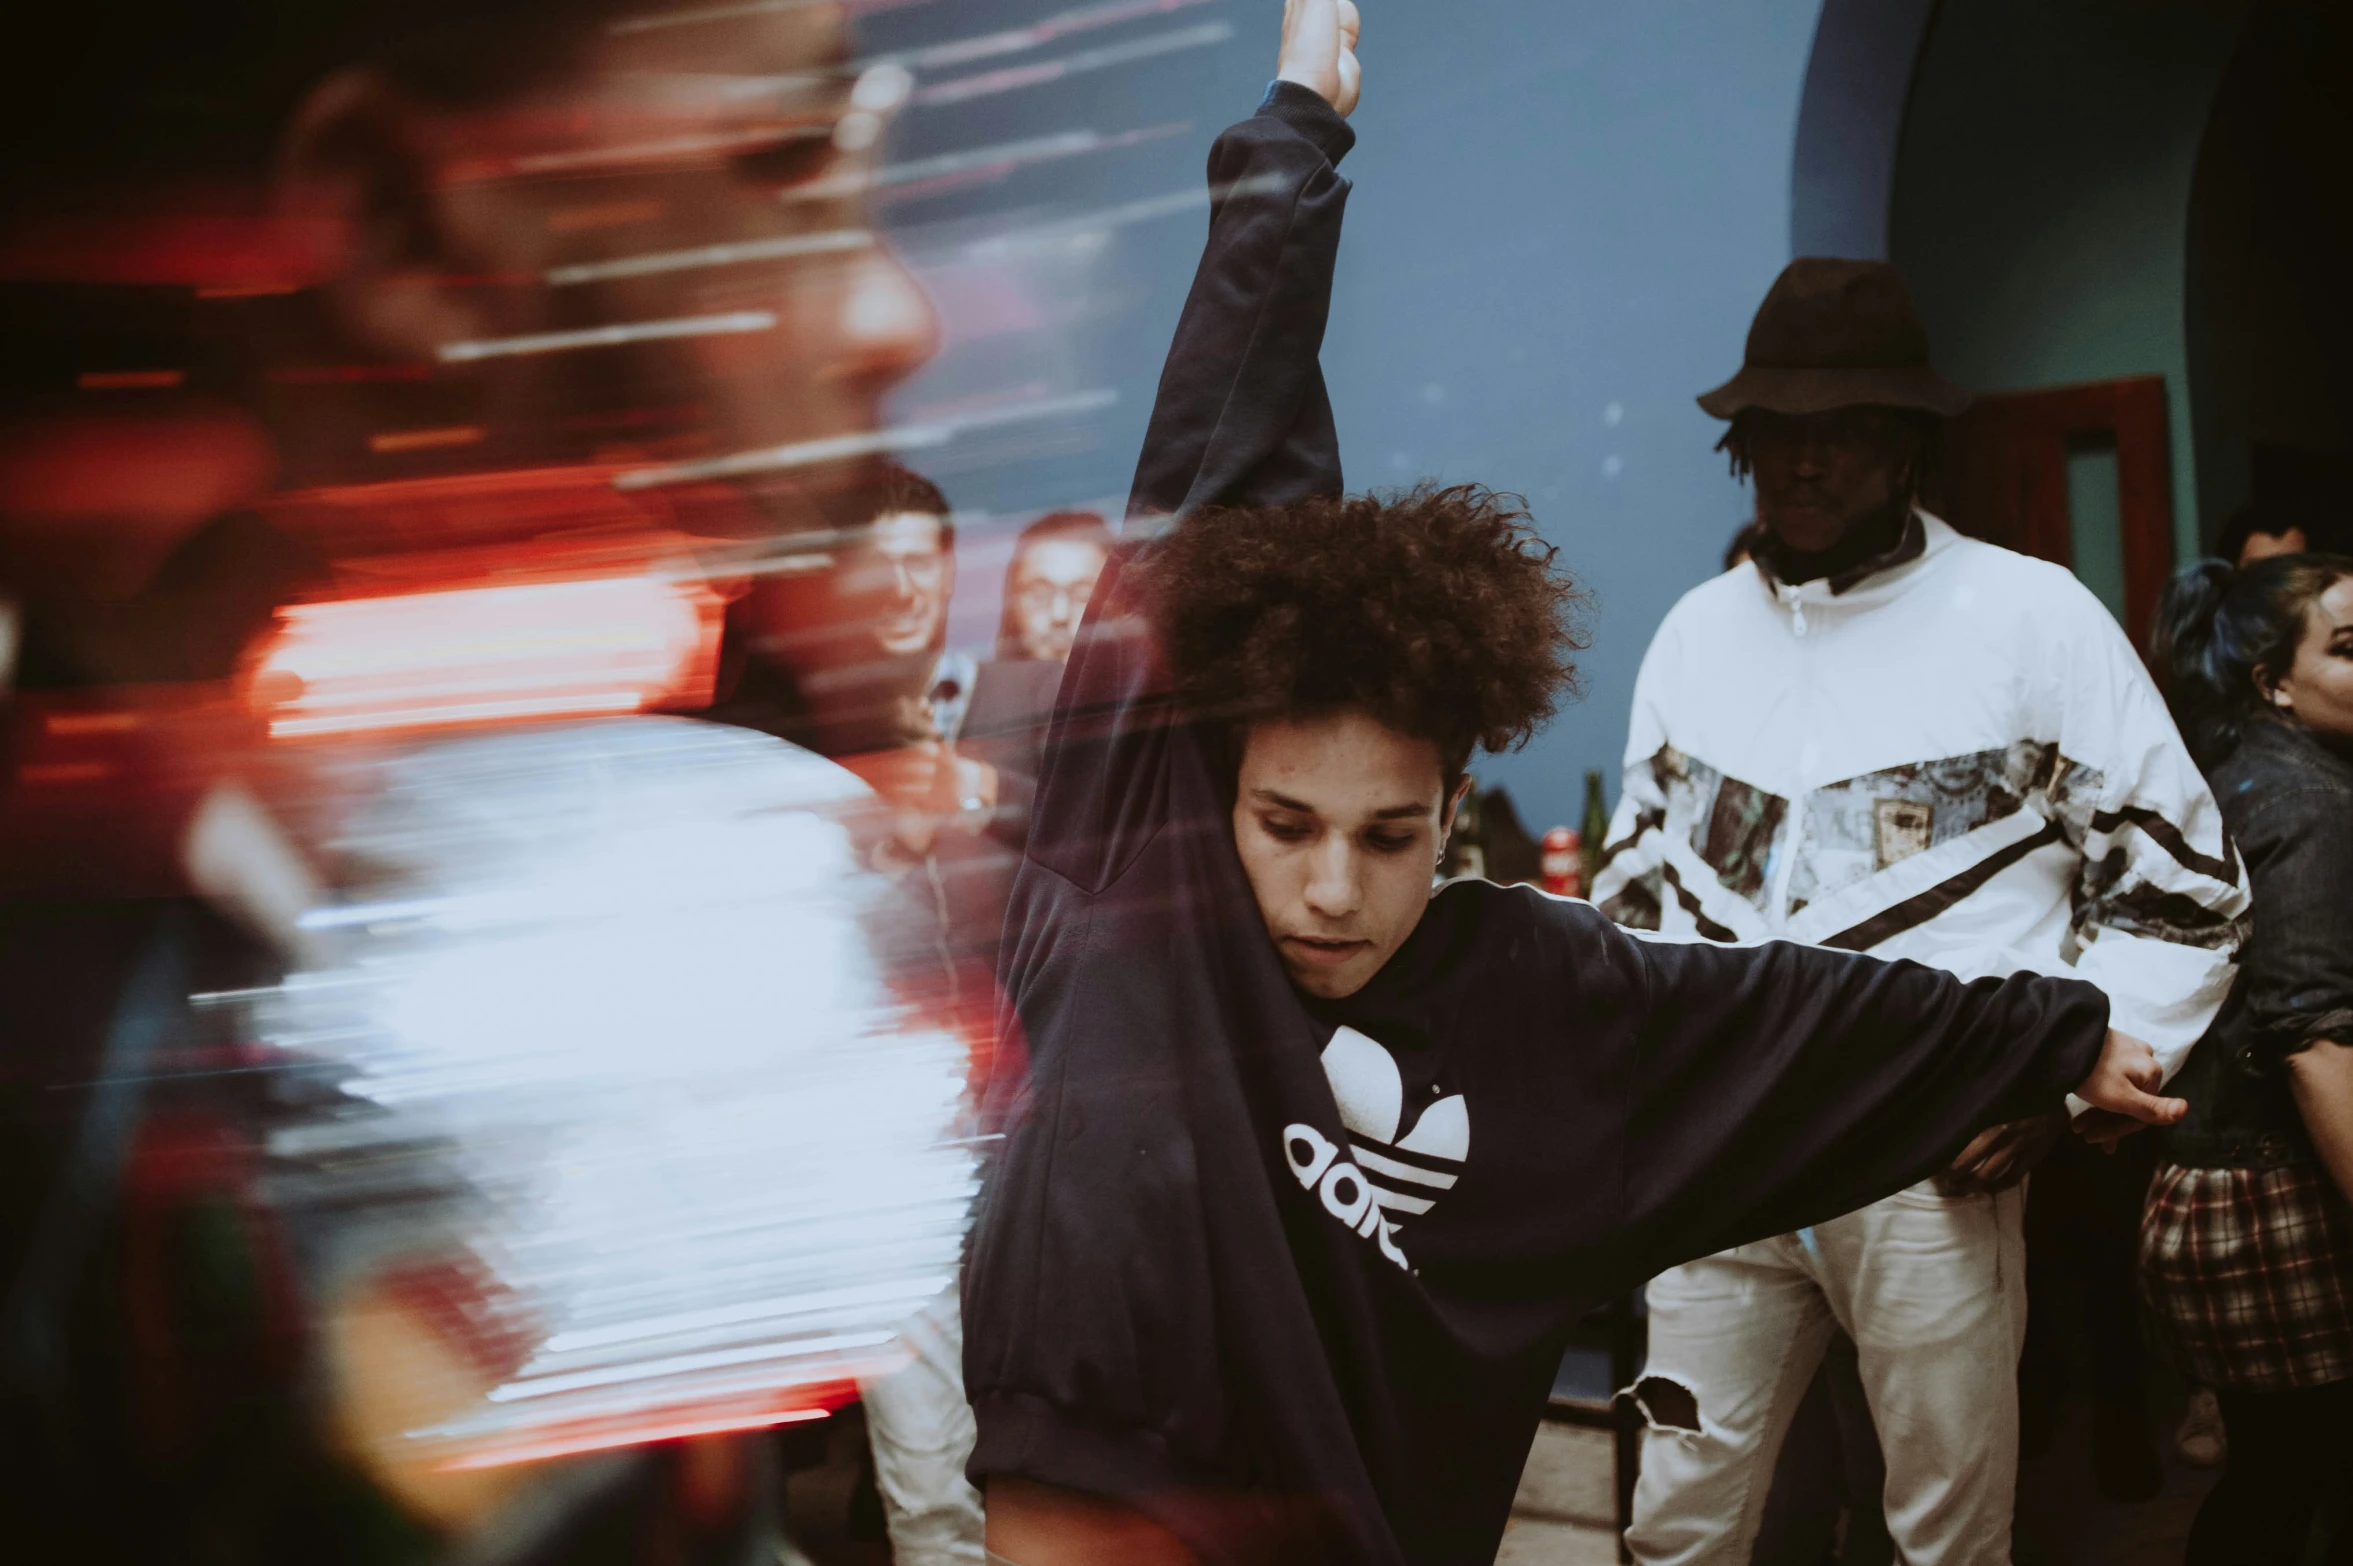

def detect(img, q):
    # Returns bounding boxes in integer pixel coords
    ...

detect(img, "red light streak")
[369,426,485,454]
[436,1404,836,1471]
[77,370,186,391]
[246,573,725,740]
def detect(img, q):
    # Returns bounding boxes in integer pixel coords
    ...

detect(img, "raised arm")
[980,12,1373,1559]
[1127,2,1359,517]
[1024,2,1361,894]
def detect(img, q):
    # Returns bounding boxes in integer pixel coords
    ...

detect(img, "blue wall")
[868,1,1827,829]
[1319,1,1823,829]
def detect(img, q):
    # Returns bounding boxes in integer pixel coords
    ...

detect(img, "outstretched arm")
[1610,930,2180,1284]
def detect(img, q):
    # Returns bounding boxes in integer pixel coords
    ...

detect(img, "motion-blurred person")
[996,510,1114,665]
[965,9,2195,1563]
[2144,552,2353,1566]
[1594,259,2247,1565]
[1,0,943,1560]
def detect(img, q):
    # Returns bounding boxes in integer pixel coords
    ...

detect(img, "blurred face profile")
[288,0,937,526]
[2270,574,2353,744]
[2239,527,2309,567]
[1008,535,1109,662]
[1746,406,1918,556]
[1232,711,1459,1001]
[863,511,951,658]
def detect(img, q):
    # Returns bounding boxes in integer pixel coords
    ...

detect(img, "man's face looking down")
[1745,406,1921,558]
[1232,711,1468,1001]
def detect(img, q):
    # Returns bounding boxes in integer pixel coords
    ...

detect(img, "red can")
[1540,827,1581,898]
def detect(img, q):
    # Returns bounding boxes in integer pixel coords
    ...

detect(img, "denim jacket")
[2159,719,2353,1168]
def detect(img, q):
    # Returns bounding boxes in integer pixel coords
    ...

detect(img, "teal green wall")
[1889,0,2248,565]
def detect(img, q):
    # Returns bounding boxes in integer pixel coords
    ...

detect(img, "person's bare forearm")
[2288,1038,2353,1206]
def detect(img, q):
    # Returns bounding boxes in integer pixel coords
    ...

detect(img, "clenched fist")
[2071,1028,2188,1151]
[1277,0,1362,117]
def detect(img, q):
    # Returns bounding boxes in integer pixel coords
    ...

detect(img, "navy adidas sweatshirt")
[960,83,2109,1566]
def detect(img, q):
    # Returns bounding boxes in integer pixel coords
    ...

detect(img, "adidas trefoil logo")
[1283,1026,1471,1272]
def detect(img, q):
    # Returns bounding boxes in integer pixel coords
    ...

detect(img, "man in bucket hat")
[1592,259,2248,1564]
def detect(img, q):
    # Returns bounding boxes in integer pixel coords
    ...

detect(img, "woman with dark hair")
[2144,551,2353,1565]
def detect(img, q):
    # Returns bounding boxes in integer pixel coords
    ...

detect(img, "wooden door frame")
[1931,375,2175,651]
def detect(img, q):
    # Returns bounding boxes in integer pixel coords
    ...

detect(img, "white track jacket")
[1591,512,2246,1079]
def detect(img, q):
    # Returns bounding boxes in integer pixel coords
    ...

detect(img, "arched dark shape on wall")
[1788,0,1937,260]
[2183,0,2353,551]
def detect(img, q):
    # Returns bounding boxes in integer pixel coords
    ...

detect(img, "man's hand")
[1277,0,1362,117]
[1934,1112,2064,1197]
[2071,1028,2187,1152]
[843,741,999,862]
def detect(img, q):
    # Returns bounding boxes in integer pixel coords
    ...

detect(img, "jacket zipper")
[1778,582,1808,638]
[1764,585,1815,926]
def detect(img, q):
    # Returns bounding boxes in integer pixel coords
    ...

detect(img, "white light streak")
[546,228,869,286]
[609,0,832,36]
[438,310,775,363]
[915,20,1236,108]
[510,127,822,177]
[932,172,1288,264]
[298,897,459,931]
[612,387,1118,491]
[789,122,1188,204]
[545,1275,953,1354]
[880,0,1225,73]
[489,1329,897,1402]
[871,127,1111,185]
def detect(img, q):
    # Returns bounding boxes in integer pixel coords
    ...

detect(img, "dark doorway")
[2184,0,2353,551]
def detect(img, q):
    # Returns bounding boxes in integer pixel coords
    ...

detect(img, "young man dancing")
[961,6,2183,1562]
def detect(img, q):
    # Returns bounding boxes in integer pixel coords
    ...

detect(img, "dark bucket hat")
[1698,257,1972,420]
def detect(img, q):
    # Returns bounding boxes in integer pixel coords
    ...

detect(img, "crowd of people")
[1,1,2348,1564]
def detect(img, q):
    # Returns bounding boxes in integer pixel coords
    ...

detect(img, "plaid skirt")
[2140,1160,2353,1392]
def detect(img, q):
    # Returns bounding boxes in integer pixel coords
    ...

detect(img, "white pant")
[859,1288,986,1566]
[1626,1182,2028,1566]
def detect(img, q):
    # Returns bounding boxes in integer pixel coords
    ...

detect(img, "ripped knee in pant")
[1617,1373,1701,1433]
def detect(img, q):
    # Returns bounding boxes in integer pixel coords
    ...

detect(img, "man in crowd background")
[996,510,1114,665]
[2213,501,2340,570]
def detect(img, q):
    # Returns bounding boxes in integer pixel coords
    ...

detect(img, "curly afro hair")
[1136,484,1586,783]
